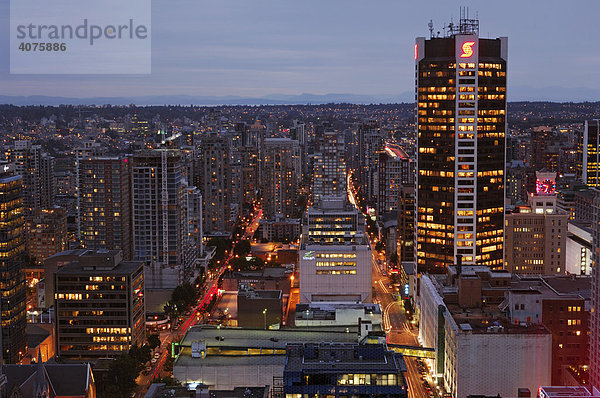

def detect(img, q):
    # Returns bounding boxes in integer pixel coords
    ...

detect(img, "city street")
[137,208,263,394]
[372,259,428,398]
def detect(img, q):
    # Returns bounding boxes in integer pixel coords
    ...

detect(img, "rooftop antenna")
[428,20,434,39]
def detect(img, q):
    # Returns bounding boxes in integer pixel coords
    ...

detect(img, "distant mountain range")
[0,93,414,106]
[0,87,598,106]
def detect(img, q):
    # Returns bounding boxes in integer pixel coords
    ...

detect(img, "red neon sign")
[414,44,418,60]
[460,41,475,58]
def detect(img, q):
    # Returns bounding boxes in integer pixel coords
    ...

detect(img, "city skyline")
[1,1,600,102]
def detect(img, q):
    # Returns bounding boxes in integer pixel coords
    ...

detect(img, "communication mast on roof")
[444,6,480,37]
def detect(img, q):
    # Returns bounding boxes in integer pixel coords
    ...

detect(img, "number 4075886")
[18,42,66,51]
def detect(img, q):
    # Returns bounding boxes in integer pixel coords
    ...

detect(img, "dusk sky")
[2,0,600,101]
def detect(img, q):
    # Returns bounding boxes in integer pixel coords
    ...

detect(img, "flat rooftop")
[538,386,600,397]
[428,273,551,334]
[174,325,360,368]
[285,342,407,375]
[55,259,143,275]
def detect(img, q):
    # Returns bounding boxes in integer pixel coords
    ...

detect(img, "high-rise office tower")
[397,182,416,264]
[130,114,150,138]
[590,188,600,388]
[505,190,568,275]
[9,140,56,213]
[262,138,301,220]
[313,132,346,205]
[132,149,193,289]
[78,156,132,259]
[531,127,553,171]
[357,119,384,204]
[415,17,507,270]
[377,143,413,215]
[578,120,600,187]
[199,134,232,234]
[0,168,27,363]
[299,197,372,303]
[54,250,144,359]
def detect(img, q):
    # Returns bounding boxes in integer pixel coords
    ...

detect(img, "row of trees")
[99,334,162,397]
[163,281,201,321]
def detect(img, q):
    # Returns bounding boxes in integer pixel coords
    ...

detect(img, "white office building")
[299,197,372,303]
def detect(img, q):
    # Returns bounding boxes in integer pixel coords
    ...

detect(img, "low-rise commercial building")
[294,302,382,329]
[503,275,591,385]
[173,325,362,391]
[538,386,600,398]
[418,264,552,397]
[237,289,283,329]
[283,343,408,398]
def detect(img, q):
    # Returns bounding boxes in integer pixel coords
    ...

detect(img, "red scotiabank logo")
[460,41,475,58]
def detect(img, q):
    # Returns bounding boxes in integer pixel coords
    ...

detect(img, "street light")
[263,308,267,330]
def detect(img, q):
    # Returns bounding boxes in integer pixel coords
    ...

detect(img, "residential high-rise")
[78,156,132,259]
[263,138,301,220]
[25,207,68,264]
[377,144,413,215]
[239,146,260,208]
[9,140,56,213]
[75,141,104,240]
[313,132,346,205]
[0,169,27,363]
[132,149,193,289]
[357,119,384,204]
[415,18,507,270]
[290,120,307,147]
[54,249,144,359]
[184,185,203,261]
[199,134,232,235]
[578,119,600,187]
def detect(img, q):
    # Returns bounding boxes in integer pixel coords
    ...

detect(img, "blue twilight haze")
[1,0,599,102]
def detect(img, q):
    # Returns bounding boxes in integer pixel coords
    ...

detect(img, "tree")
[193,274,205,289]
[164,349,174,372]
[171,282,197,310]
[389,252,398,268]
[375,241,385,252]
[103,353,138,397]
[233,239,252,257]
[163,300,179,319]
[147,334,161,350]
[206,237,231,261]
[129,344,151,369]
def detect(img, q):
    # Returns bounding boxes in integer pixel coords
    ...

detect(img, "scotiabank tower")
[415,19,507,271]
